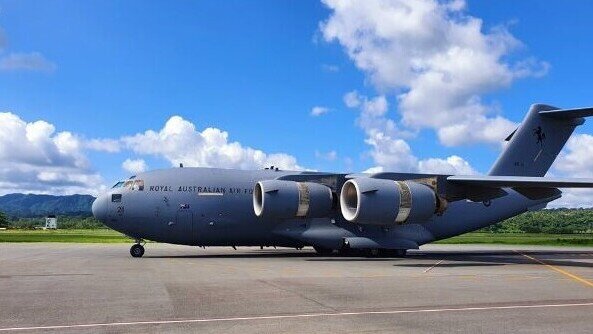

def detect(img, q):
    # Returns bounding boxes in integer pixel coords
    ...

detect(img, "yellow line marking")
[423,259,444,273]
[515,251,593,288]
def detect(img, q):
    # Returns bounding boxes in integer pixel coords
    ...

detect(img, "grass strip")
[0,230,591,246]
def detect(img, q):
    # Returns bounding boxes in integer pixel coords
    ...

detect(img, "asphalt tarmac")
[0,243,592,333]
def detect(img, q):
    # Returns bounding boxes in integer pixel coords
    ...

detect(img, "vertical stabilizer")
[489,104,585,177]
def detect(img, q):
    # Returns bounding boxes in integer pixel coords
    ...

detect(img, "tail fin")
[489,104,593,176]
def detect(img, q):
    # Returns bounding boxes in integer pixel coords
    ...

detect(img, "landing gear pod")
[253,180,334,219]
[340,178,437,225]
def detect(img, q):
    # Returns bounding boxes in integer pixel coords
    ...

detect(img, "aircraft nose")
[92,195,108,222]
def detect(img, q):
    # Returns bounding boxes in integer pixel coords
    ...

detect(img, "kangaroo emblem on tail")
[533,126,546,146]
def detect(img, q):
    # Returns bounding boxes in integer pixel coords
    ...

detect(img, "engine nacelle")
[340,178,437,225]
[253,180,334,219]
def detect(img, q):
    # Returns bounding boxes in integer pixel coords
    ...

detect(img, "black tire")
[130,244,145,258]
[313,246,333,255]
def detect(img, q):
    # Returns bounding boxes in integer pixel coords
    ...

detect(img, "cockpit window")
[123,179,144,191]
[132,180,144,191]
[111,181,125,189]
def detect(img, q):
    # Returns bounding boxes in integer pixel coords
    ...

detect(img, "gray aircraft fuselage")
[91,167,552,250]
[91,104,593,256]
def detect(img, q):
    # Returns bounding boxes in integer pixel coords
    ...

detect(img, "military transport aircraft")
[92,104,593,257]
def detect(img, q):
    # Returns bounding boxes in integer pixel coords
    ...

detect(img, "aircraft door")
[175,209,194,244]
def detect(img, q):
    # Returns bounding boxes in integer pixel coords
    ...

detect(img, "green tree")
[0,211,9,228]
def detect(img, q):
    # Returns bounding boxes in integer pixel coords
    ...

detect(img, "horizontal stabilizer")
[539,107,593,119]
[448,175,593,188]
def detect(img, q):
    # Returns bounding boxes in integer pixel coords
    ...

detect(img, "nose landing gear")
[130,240,145,258]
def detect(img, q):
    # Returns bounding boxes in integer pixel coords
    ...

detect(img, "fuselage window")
[111,194,122,203]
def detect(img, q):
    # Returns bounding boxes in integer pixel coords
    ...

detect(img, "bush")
[480,208,593,234]
[2,216,106,229]
[57,216,105,229]
[0,211,9,228]
[10,218,42,229]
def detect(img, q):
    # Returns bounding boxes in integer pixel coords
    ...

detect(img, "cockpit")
[111,181,125,188]
[112,177,144,191]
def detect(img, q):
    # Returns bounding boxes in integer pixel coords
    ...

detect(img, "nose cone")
[92,195,108,222]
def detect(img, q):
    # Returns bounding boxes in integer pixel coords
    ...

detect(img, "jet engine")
[253,180,334,219]
[340,178,438,225]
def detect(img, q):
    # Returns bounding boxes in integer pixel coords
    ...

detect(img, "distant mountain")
[0,194,96,218]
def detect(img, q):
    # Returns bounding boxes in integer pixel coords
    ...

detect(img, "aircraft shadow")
[393,250,593,269]
[146,251,316,259]
[146,249,593,269]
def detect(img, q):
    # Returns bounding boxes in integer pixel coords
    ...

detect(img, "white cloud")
[343,90,361,108]
[0,52,56,72]
[548,188,593,209]
[418,155,477,175]
[0,25,56,73]
[0,112,306,195]
[315,150,338,161]
[363,130,476,175]
[344,91,475,175]
[553,134,593,178]
[122,158,148,174]
[86,138,121,153]
[549,134,593,208]
[0,112,104,195]
[122,116,302,170]
[311,106,330,116]
[321,0,545,146]
[345,91,410,139]
[364,132,418,172]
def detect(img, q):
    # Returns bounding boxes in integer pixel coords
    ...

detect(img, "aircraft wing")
[447,175,593,188]
[446,175,593,201]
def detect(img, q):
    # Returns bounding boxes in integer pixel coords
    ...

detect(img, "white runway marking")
[1,302,592,332]
[423,259,444,273]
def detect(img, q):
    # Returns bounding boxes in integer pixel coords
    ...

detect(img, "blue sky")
[1,0,593,205]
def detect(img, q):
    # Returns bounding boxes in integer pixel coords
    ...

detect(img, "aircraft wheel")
[313,246,333,255]
[130,244,145,258]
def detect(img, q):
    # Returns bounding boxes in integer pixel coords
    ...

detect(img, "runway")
[0,244,592,333]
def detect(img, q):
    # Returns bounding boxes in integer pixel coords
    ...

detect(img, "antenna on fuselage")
[179,163,184,168]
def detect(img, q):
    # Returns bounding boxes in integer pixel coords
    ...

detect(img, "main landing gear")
[314,245,407,258]
[313,246,334,255]
[130,240,145,258]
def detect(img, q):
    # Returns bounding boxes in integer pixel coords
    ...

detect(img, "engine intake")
[253,180,333,219]
[340,178,437,225]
